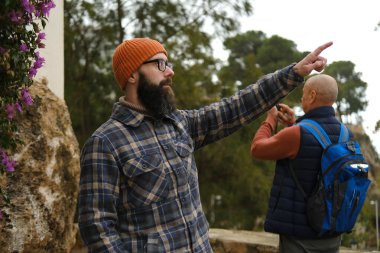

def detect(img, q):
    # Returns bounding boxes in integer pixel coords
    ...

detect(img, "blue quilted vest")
[263,106,351,238]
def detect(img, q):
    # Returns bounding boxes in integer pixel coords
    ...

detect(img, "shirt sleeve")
[250,114,301,160]
[180,64,304,150]
[78,136,128,253]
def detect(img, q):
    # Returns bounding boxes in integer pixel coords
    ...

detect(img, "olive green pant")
[279,235,341,253]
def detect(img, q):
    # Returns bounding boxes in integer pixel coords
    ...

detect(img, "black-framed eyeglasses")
[142,59,173,72]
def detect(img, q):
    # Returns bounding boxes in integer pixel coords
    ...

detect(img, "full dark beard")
[137,73,176,119]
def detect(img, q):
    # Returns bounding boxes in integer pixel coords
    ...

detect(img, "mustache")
[159,78,173,87]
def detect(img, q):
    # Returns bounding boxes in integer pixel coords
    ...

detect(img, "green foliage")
[256,35,304,74]
[323,61,368,123]
[223,30,266,58]
[64,0,120,145]
[217,31,304,102]
[218,31,265,97]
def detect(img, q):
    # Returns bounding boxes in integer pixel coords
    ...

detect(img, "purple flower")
[15,102,23,112]
[33,52,45,69]
[28,67,37,78]
[3,102,24,119]
[1,153,16,173]
[21,89,33,106]
[1,148,16,171]
[4,159,16,172]
[19,43,29,52]
[48,1,57,9]
[37,32,46,41]
[8,10,23,23]
[22,0,35,14]
[41,1,56,17]
[5,104,16,120]
[36,32,46,47]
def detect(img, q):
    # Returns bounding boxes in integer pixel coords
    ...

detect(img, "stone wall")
[0,80,80,252]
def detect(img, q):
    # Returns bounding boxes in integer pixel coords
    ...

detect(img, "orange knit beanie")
[112,38,167,90]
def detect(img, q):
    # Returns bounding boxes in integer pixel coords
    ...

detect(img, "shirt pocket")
[122,153,168,208]
[174,135,193,158]
[174,137,198,187]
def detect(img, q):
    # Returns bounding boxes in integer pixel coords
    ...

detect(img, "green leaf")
[41,19,47,29]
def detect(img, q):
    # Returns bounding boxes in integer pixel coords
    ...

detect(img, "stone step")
[209,228,376,253]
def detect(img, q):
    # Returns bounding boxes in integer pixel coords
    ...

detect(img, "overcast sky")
[217,0,380,153]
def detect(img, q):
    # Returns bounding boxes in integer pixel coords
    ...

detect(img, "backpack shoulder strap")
[297,119,332,149]
[291,119,330,199]
[338,123,350,142]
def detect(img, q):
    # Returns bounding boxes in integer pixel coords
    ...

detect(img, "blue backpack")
[291,119,371,236]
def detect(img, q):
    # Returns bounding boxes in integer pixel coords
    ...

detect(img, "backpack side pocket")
[306,180,326,234]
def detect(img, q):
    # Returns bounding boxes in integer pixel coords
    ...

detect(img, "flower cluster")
[0,0,55,219]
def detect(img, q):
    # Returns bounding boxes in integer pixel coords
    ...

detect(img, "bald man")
[251,74,347,253]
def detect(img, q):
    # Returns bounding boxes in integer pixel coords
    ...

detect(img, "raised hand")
[293,41,333,77]
[276,103,296,126]
[267,104,296,126]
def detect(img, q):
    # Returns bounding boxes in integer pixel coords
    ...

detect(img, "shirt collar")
[111,101,177,127]
[296,106,336,123]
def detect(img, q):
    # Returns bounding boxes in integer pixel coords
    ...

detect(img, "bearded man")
[78,38,332,252]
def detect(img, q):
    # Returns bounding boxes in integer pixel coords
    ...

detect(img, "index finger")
[313,41,333,56]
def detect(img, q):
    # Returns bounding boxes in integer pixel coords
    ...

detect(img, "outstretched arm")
[293,41,333,77]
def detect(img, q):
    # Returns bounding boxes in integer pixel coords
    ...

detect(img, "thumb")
[313,60,324,72]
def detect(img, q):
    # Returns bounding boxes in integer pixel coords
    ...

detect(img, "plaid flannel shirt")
[78,65,304,252]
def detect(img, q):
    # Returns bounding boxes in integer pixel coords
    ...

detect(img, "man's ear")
[128,72,138,84]
[310,89,317,103]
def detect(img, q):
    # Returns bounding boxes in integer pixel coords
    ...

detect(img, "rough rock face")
[0,80,80,252]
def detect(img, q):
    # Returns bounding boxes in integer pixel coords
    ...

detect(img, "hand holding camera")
[275,104,295,126]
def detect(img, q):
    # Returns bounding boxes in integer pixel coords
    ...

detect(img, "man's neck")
[120,96,149,115]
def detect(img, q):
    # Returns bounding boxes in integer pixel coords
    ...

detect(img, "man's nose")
[164,67,174,77]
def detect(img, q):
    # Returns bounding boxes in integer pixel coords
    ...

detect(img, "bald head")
[305,74,338,104]
[301,74,338,112]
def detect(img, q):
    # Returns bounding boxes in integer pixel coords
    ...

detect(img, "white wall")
[35,0,64,99]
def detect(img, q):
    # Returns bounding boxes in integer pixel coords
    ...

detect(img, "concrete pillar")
[35,0,64,100]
